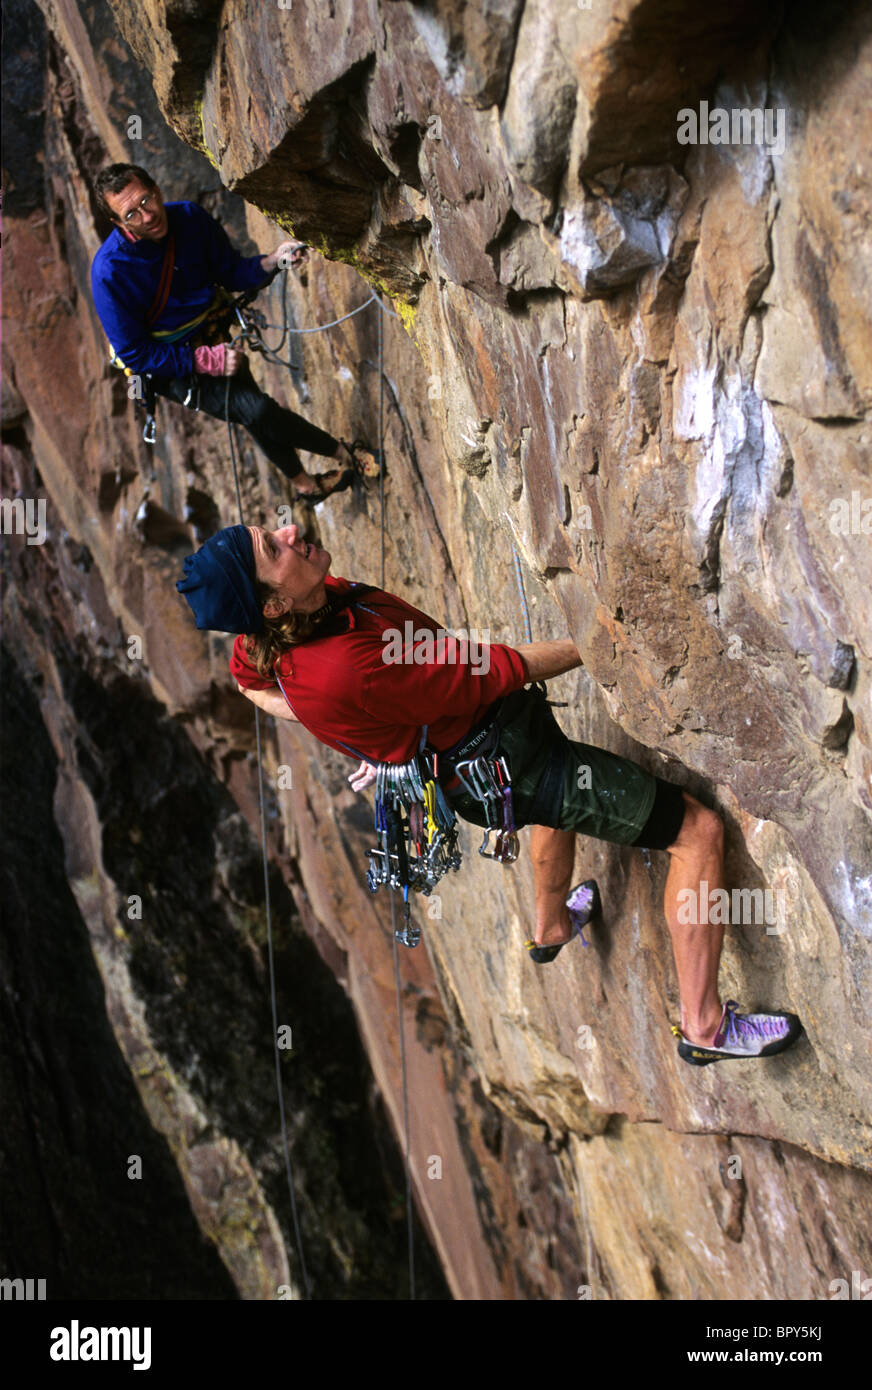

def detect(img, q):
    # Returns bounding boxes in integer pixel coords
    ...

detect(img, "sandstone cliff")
[2,0,871,1299]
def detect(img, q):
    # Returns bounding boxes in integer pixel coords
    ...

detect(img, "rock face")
[3,0,871,1299]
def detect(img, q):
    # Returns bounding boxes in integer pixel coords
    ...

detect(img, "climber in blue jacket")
[90,163,375,501]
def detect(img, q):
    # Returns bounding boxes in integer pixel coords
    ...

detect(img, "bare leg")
[528,795,726,1047]
[530,825,576,946]
[663,793,725,1045]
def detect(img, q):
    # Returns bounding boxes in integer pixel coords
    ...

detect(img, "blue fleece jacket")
[90,200,273,378]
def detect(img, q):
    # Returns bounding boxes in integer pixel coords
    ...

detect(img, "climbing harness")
[365,753,462,947]
[360,695,525,942]
[107,231,172,445]
[110,243,385,450]
[108,273,240,445]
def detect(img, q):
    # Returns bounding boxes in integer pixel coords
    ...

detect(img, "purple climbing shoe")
[525,879,601,964]
[673,999,803,1066]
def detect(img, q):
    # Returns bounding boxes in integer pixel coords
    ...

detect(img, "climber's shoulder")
[170,200,216,231]
[229,633,269,690]
[90,226,125,280]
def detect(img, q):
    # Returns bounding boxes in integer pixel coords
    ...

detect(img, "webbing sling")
[150,286,232,344]
[145,232,175,327]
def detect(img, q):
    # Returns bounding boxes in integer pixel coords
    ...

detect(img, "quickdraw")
[365,743,520,947]
[366,752,462,948]
[453,753,520,863]
[107,347,158,444]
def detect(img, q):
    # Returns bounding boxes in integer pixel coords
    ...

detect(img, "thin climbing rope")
[375,310,416,1301]
[255,706,311,1300]
[390,912,415,1299]
[372,290,401,321]
[378,304,386,593]
[225,374,311,1300]
[512,545,533,644]
[259,291,380,337]
[224,270,417,1301]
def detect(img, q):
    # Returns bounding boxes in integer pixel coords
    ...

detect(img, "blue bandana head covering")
[176,524,264,634]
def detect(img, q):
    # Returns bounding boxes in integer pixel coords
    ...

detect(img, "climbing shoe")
[673,999,803,1066]
[525,879,601,964]
[292,466,355,505]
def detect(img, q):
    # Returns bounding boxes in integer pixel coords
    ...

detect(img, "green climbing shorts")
[445,685,685,850]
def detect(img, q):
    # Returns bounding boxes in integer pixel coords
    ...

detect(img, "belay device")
[366,746,520,948]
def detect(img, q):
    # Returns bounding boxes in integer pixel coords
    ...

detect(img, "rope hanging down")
[225,272,416,1301]
[375,302,416,1300]
[512,545,533,645]
[224,369,310,1302]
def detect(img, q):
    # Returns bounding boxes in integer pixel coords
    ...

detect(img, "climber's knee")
[667,793,723,859]
[528,823,574,867]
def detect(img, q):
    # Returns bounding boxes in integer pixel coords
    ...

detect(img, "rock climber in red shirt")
[177,521,803,1068]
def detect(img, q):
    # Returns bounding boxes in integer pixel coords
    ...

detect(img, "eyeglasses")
[119,193,159,226]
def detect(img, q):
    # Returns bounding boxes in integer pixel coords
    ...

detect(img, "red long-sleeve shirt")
[229,578,529,763]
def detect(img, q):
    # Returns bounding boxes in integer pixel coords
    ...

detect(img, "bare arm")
[513,640,582,683]
[237,682,300,721]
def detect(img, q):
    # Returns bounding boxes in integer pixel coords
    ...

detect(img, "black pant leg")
[152,367,339,480]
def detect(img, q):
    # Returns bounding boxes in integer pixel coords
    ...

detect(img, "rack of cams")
[366,750,520,947]
[367,755,462,945]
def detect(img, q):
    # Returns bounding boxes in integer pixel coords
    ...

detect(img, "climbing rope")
[512,545,534,644]
[255,706,311,1300]
[375,307,416,1301]
[224,372,311,1301]
[391,904,415,1299]
[225,266,417,1301]
[372,290,402,321]
[258,291,380,337]
[378,302,386,597]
